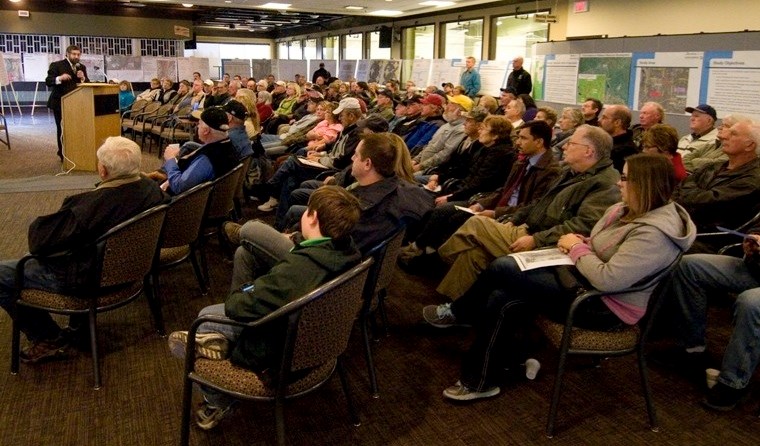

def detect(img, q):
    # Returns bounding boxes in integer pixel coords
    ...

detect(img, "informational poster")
[531,55,546,100]
[409,59,431,87]
[106,55,142,83]
[277,60,307,83]
[78,54,105,81]
[222,59,251,79]
[429,59,463,90]
[338,60,357,81]
[22,53,57,82]
[704,50,760,119]
[365,59,400,83]
[543,54,579,104]
[269,59,279,81]
[251,59,272,81]
[478,59,510,96]
[400,59,414,84]
[356,59,370,82]
[631,52,703,113]
[576,53,632,105]
[2,53,24,84]
[142,57,178,82]
[177,57,209,81]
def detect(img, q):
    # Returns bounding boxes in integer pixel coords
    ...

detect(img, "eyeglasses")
[564,141,591,150]
[619,174,628,182]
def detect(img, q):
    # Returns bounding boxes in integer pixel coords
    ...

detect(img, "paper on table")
[509,248,574,271]
[454,205,477,215]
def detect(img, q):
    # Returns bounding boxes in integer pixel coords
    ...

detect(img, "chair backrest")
[136,101,162,121]
[364,226,406,297]
[128,98,148,115]
[288,258,373,372]
[205,164,243,222]
[155,102,175,118]
[234,155,254,201]
[162,182,213,249]
[97,204,169,288]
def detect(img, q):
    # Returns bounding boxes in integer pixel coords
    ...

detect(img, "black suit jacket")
[45,58,89,111]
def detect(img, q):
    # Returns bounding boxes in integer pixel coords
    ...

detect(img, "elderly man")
[369,89,396,122]
[270,81,287,111]
[506,56,532,95]
[411,101,469,175]
[161,107,239,195]
[682,113,751,173]
[0,137,168,362]
[460,56,481,99]
[406,94,448,154]
[631,101,665,148]
[673,120,760,240]
[228,80,241,98]
[678,104,719,158]
[495,87,517,116]
[581,97,603,126]
[599,104,639,172]
[392,96,424,138]
[504,99,526,129]
[424,125,620,314]
[188,79,206,111]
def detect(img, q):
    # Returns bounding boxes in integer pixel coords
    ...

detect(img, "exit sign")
[574,0,589,13]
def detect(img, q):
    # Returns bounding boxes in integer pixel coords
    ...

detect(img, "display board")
[251,59,272,81]
[338,60,357,81]
[222,59,252,78]
[2,53,23,85]
[277,60,308,83]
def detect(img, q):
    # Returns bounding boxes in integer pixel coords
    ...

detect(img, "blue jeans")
[667,254,760,389]
[197,303,244,409]
[0,259,64,342]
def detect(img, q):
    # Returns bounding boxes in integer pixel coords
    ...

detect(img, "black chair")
[536,255,682,437]
[11,204,169,389]
[0,112,9,150]
[359,226,406,397]
[179,258,373,446]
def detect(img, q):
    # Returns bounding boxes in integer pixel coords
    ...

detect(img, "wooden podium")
[61,83,121,171]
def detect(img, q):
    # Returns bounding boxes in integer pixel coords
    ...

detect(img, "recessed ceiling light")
[9,0,22,3]
[225,0,232,3]
[181,3,193,7]
[368,9,402,16]
[260,2,291,9]
[419,1,455,6]
[344,5,365,10]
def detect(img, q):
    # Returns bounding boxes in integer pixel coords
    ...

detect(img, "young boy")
[168,185,362,430]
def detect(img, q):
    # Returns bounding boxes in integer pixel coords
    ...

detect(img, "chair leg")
[638,348,659,431]
[179,375,194,446]
[275,394,286,446]
[189,246,209,295]
[546,347,570,438]
[88,306,101,390]
[198,237,211,290]
[10,316,20,375]
[377,289,390,338]
[145,275,166,337]
[361,313,380,398]
[337,357,361,427]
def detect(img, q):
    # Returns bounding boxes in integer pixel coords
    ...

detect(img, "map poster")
[251,59,272,81]
[408,59,431,87]
[478,59,510,96]
[355,60,370,82]
[531,55,546,100]
[704,51,760,120]
[429,59,462,91]
[78,54,105,82]
[366,60,400,83]
[543,54,579,104]
[1,53,23,84]
[632,52,703,113]
[177,57,210,81]
[277,60,308,83]
[576,53,632,105]
[222,59,251,79]
[338,60,357,81]
[106,55,142,83]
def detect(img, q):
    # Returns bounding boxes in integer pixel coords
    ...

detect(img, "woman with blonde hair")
[305,101,344,153]
[265,82,301,133]
[234,89,261,139]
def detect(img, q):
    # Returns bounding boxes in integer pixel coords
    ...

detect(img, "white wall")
[565,0,760,38]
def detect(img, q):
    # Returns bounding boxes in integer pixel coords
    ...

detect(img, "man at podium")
[46,45,89,162]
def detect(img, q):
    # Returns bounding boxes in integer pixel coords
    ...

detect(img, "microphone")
[75,63,81,70]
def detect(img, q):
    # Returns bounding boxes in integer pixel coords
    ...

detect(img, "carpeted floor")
[0,113,758,446]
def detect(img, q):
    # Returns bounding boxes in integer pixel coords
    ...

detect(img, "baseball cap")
[200,107,230,131]
[685,104,717,120]
[421,93,446,107]
[357,115,390,133]
[441,82,454,88]
[500,86,517,95]
[447,94,473,112]
[376,89,397,103]
[203,79,214,87]
[275,80,286,87]
[403,95,422,106]
[333,97,361,114]
[461,106,489,122]
[222,100,248,120]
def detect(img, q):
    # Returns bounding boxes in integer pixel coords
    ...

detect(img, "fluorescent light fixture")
[368,10,403,16]
[344,5,365,10]
[181,3,193,7]
[260,2,291,9]
[419,1,455,6]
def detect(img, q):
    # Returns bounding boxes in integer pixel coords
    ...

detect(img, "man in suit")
[45,45,89,162]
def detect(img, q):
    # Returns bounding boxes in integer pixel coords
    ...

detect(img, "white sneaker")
[443,382,500,401]
[257,197,279,212]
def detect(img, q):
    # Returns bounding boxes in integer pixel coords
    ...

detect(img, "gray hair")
[577,124,612,160]
[561,107,584,127]
[747,122,760,156]
[257,90,272,105]
[721,113,753,128]
[511,99,526,116]
[641,101,665,122]
[96,136,142,177]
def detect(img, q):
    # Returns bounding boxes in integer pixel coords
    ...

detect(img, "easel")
[0,82,23,117]
[30,82,49,116]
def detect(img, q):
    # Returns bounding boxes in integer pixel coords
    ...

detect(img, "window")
[218,44,270,59]
[289,40,303,60]
[343,33,363,60]
[401,25,434,60]
[278,41,288,59]
[369,31,391,59]
[491,13,549,60]
[443,19,483,60]
[322,36,338,60]
[304,39,317,60]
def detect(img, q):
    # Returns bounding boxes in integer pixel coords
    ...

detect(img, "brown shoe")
[222,221,242,247]
[20,336,72,364]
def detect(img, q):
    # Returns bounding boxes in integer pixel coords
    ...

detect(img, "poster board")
[251,59,272,81]
[222,59,252,78]
[338,60,357,81]
[142,57,178,82]
[277,60,307,83]
[1,53,23,85]
[177,57,209,81]
[23,53,57,82]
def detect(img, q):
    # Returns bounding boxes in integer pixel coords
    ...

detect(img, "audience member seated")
[534,106,557,129]
[392,96,423,138]
[369,89,396,122]
[406,94,447,155]
[137,78,161,102]
[677,104,719,160]
[118,80,135,113]
[171,80,193,112]
[158,78,177,105]
[640,124,687,182]
[302,101,343,154]
[264,82,300,134]
[401,120,560,270]
[664,226,760,411]
[167,186,363,430]
[411,101,468,176]
[388,101,408,133]
[683,114,751,172]
[518,94,538,122]
[631,101,665,148]
[160,107,239,195]
[476,94,498,115]
[431,124,621,301]
[551,107,584,158]
[269,81,288,113]
[672,120,760,239]
[261,97,322,157]
[0,137,168,362]
[256,91,274,123]
[581,97,603,126]
[495,87,517,116]
[424,153,695,401]
[503,99,525,131]
[598,104,639,173]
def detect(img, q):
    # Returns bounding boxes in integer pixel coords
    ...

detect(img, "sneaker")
[168,331,230,360]
[20,336,72,364]
[222,221,242,247]
[443,381,500,401]
[257,197,279,212]
[422,303,466,328]
[196,401,232,430]
[701,382,747,412]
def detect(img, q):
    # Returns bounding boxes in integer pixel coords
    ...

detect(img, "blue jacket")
[460,68,481,98]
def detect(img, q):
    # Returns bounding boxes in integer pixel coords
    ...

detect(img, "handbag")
[553,265,591,296]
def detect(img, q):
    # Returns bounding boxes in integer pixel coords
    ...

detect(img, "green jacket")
[225,238,361,372]
[510,157,621,247]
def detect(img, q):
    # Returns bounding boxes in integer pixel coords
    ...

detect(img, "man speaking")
[46,45,89,162]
